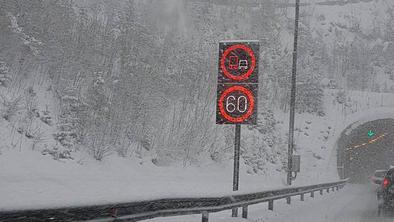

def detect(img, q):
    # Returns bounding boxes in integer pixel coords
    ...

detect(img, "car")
[370,169,387,187]
[371,170,387,199]
[378,168,394,216]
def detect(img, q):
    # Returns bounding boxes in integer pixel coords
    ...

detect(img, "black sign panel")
[216,40,259,125]
[216,84,258,124]
[218,41,259,84]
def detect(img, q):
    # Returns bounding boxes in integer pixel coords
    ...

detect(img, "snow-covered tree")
[296,79,324,114]
[83,72,112,160]
[0,62,11,87]
[55,88,84,149]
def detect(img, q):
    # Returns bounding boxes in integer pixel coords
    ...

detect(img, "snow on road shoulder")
[253,184,392,222]
[0,148,287,211]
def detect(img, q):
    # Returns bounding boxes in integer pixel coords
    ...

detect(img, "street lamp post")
[287,0,300,186]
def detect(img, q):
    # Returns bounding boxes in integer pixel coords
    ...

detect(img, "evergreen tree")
[55,86,83,149]
[296,79,324,114]
[0,62,11,87]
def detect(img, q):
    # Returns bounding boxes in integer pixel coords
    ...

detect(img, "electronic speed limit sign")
[216,84,257,124]
[216,40,259,125]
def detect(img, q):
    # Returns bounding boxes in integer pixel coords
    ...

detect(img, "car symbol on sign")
[238,60,248,70]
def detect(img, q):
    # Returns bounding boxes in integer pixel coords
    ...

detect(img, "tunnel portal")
[337,118,394,183]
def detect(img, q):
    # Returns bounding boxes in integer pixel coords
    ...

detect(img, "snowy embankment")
[0,148,286,211]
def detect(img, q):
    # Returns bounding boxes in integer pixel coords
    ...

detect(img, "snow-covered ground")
[0,148,287,211]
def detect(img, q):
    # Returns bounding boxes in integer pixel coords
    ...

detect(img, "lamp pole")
[287,0,300,186]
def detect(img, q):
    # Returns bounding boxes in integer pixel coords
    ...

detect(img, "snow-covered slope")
[0,70,58,154]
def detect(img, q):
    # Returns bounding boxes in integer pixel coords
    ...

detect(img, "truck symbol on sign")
[229,56,239,70]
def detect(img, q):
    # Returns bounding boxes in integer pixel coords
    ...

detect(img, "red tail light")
[383,178,390,188]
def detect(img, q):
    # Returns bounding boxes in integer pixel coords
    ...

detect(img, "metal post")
[300,193,304,201]
[202,211,209,222]
[286,196,291,204]
[231,208,238,217]
[233,124,241,191]
[311,191,314,198]
[242,206,248,219]
[320,189,323,195]
[338,165,345,179]
[268,200,274,211]
[111,208,118,218]
[232,124,241,217]
[287,0,300,186]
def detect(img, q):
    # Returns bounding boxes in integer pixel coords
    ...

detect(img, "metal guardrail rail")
[0,179,348,222]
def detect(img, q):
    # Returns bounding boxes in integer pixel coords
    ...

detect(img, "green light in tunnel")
[367,130,375,138]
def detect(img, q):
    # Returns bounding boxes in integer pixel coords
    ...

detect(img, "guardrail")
[0,179,348,222]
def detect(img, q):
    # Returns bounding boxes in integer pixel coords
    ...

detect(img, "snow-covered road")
[146,184,393,222]
[263,184,390,222]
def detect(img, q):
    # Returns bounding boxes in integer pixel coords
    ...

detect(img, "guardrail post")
[336,186,339,191]
[232,208,238,217]
[242,205,248,219]
[202,211,209,222]
[268,200,274,210]
[311,191,314,198]
[327,188,330,193]
[286,196,291,204]
[300,193,304,201]
[332,187,335,192]
[111,208,118,218]
[320,189,323,195]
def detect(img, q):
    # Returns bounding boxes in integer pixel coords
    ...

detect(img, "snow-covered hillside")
[303,0,394,91]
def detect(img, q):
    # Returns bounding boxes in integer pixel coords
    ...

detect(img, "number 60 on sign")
[216,84,257,124]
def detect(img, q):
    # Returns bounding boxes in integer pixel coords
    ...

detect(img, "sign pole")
[232,124,241,217]
[287,0,300,186]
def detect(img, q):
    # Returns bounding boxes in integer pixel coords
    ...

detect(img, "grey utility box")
[292,155,301,173]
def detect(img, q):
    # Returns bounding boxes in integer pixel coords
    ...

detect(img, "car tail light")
[383,178,390,188]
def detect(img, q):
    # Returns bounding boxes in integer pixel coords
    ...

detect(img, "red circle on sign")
[218,85,255,123]
[220,44,256,81]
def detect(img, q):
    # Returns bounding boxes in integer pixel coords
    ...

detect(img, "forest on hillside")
[1,0,394,169]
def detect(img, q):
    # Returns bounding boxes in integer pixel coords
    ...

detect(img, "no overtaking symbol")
[220,44,256,81]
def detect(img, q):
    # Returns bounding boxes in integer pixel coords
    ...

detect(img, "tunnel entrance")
[337,118,394,183]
